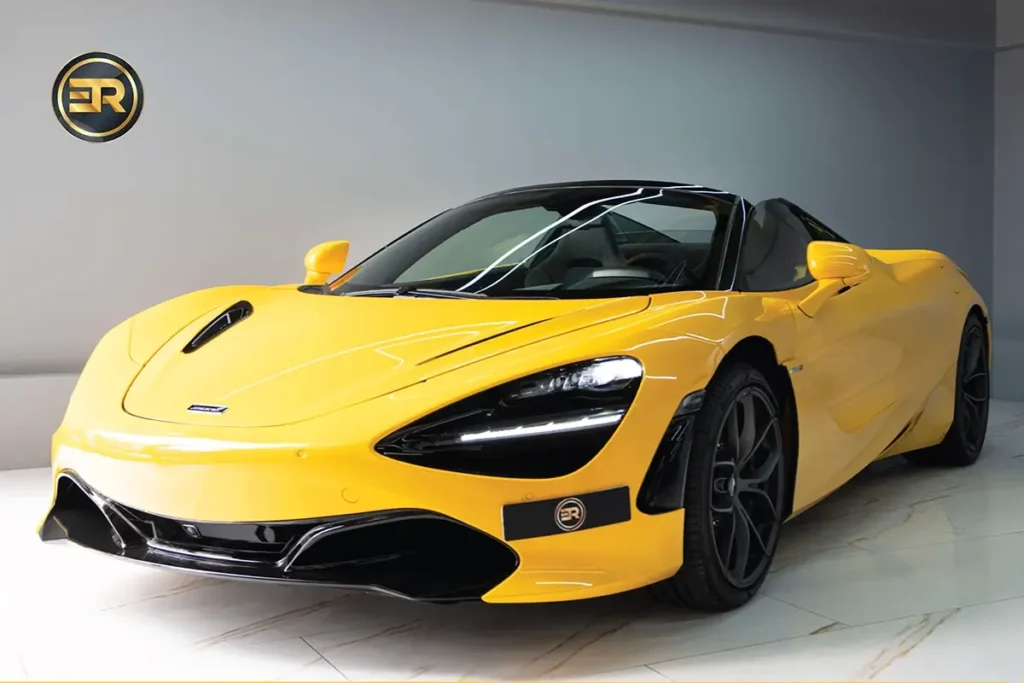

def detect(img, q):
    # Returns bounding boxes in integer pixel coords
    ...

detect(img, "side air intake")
[182,301,253,354]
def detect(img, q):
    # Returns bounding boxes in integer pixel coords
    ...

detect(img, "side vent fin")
[182,301,253,354]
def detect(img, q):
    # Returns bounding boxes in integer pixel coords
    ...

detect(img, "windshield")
[329,184,738,299]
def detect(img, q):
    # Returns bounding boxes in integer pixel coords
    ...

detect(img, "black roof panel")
[473,179,736,201]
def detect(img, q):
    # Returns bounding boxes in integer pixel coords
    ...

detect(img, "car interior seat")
[523,221,628,288]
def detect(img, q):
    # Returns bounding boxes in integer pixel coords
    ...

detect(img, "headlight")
[376,357,643,478]
[505,357,642,400]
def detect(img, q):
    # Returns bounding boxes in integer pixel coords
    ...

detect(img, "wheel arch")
[968,304,990,358]
[720,336,799,521]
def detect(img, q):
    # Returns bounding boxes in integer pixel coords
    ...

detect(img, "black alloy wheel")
[708,386,785,589]
[958,323,989,454]
[651,360,789,611]
[907,313,989,467]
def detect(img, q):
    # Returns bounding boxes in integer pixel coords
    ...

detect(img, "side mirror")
[807,241,872,283]
[303,241,349,286]
[799,241,872,317]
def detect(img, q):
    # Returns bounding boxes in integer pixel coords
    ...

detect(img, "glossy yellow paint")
[45,242,987,602]
[807,241,873,282]
[303,241,349,285]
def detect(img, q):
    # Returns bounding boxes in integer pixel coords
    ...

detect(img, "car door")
[737,200,903,507]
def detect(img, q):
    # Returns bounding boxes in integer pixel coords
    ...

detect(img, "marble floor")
[3,401,1024,681]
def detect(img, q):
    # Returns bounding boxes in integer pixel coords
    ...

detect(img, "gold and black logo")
[52,52,144,143]
[554,497,586,532]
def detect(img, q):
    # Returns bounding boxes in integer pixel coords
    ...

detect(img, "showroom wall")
[515,0,995,47]
[0,0,996,468]
[996,0,1024,399]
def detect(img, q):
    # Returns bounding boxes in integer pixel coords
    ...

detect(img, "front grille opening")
[289,515,518,601]
[49,476,123,554]
[44,474,519,603]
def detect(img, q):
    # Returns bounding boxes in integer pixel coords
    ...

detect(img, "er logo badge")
[52,52,144,143]
[554,497,586,532]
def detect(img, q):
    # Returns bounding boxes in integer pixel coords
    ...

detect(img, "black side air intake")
[182,300,253,354]
[637,390,705,514]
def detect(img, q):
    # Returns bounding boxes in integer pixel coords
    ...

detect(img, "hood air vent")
[182,300,253,354]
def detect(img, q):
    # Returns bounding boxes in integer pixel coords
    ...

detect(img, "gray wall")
[0,0,996,468]
[517,0,995,48]
[996,0,1024,399]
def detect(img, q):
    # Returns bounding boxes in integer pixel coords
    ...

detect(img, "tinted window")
[607,203,718,245]
[738,200,816,292]
[331,186,737,299]
[801,211,847,243]
[397,207,555,282]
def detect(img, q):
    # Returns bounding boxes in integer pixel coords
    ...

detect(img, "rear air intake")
[182,300,253,354]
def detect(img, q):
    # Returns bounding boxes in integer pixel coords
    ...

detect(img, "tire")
[651,361,788,611]
[905,313,990,468]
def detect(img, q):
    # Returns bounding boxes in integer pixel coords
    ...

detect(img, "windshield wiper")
[343,286,489,300]
[342,287,402,298]
[403,287,490,299]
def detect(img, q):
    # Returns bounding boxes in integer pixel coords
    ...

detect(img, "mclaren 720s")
[40,180,990,611]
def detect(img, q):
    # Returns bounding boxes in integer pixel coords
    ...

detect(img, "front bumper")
[42,427,686,602]
[40,470,519,602]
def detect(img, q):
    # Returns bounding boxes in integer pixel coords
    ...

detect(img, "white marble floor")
[4,401,1024,681]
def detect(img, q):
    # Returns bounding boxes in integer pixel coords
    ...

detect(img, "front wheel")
[651,361,788,611]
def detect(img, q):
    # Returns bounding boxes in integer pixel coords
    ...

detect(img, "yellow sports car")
[40,180,990,611]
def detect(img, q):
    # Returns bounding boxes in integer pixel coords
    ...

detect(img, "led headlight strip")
[376,356,644,478]
[458,409,626,443]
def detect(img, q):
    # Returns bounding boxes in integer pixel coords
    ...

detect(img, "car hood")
[122,288,651,427]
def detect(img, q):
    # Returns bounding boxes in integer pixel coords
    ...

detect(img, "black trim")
[182,301,253,354]
[40,471,519,603]
[502,487,631,541]
[882,414,917,454]
[775,198,849,244]
[418,318,553,365]
[720,199,750,291]
[637,391,704,514]
[473,180,732,201]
